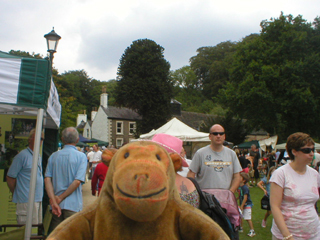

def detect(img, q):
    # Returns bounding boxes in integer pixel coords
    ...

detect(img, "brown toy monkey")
[47,141,229,240]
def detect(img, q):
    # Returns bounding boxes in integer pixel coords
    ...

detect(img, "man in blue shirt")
[6,129,44,224]
[45,127,87,231]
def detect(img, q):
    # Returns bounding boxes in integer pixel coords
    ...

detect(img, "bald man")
[187,124,242,193]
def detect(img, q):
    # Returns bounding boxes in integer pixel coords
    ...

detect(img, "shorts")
[16,202,42,224]
[242,206,252,220]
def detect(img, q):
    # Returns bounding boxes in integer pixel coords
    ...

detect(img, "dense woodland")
[9,13,320,144]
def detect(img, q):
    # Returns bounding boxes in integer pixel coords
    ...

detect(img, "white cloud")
[1,0,319,81]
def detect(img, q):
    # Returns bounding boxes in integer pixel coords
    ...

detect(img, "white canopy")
[139,117,210,142]
[259,135,278,151]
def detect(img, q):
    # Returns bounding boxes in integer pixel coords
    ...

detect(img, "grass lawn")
[237,185,320,239]
[237,186,272,239]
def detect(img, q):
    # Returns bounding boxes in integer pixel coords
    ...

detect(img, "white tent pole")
[24,108,44,240]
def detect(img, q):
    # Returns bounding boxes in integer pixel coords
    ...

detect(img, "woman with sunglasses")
[270,132,320,240]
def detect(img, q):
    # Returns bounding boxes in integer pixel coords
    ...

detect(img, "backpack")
[187,177,236,240]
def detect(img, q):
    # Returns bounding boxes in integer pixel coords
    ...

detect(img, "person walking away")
[270,132,320,240]
[91,161,108,196]
[45,127,87,232]
[250,144,260,186]
[257,166,276,228]
[88,144,102,179]
[6,129,44,224]
[239,172,255,237]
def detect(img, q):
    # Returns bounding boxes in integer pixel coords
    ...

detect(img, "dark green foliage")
[9,50,44,59]
[219,13,320,139]
[170,66,211,113]
[200,113,248,145]
[53,70,114,130]
[190,41,237,100]
[115,39,173,135]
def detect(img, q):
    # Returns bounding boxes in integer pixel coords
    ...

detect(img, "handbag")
[260,195,270,210]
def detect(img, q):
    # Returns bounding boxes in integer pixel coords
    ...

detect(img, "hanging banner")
[47,79,61,128]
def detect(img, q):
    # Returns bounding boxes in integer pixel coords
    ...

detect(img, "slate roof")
[76,120,86,129]
[101,106,141,120]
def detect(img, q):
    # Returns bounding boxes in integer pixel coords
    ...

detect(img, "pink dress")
[270,164,320,239]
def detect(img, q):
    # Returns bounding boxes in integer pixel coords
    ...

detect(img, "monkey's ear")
[169,153,182,172]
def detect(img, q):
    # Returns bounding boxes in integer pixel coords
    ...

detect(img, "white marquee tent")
[139,117,210,142]
[259,135,278,152]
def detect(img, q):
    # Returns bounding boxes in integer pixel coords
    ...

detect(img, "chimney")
[100,93,108,108]
[91,107,97,121]
[77,110,87,126]
[100,86,108,108]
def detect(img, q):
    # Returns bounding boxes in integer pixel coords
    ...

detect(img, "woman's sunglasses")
[298,147,315,154]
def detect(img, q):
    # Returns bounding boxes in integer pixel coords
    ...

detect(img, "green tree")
[115,39,173,135]
[190,41,237,100]
[200,112,248,145]
[9,50,44,59]
[170,66,207,112]
[219,13,320,139]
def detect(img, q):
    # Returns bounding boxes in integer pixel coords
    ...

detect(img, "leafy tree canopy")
[219,13,320,139]
[199,112,248,145]
[115,39,173,135]
[190,41,238,100]
[9,50,44,59]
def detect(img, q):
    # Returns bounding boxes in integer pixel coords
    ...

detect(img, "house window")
[86,129,89,137]
[116,121,123,134]
[129,122,136,135]
[116,138,123,148]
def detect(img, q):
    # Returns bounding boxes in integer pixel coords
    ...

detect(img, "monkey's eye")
[124,152,129,158]
[156,154,161,161]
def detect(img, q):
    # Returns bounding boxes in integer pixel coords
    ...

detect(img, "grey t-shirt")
[190,145,242,189]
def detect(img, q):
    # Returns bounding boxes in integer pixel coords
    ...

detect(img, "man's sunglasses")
[298,147,315,154]
[210,132,225,136]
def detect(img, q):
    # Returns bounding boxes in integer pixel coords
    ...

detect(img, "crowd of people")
[5,125,320,239]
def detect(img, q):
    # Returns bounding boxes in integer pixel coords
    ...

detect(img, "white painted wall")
[83,122,91,139]
[91,107,109,142]
[77,114,87,126]
[91,111,98,121]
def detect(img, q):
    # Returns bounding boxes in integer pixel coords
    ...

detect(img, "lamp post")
[44,27,61,69]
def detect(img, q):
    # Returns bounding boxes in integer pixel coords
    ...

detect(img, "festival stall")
[139,117,210,158]
[0,51,61,239]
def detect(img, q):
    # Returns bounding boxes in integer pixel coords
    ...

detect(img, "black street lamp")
[44,27,61,69]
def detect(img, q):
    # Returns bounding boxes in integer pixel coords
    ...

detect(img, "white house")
[80,92,141,148]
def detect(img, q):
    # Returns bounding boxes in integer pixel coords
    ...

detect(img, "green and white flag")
[0,57,22,104]
[0,51,61,128]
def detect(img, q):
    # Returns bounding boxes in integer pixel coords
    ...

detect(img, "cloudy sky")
[1,0,318,82]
